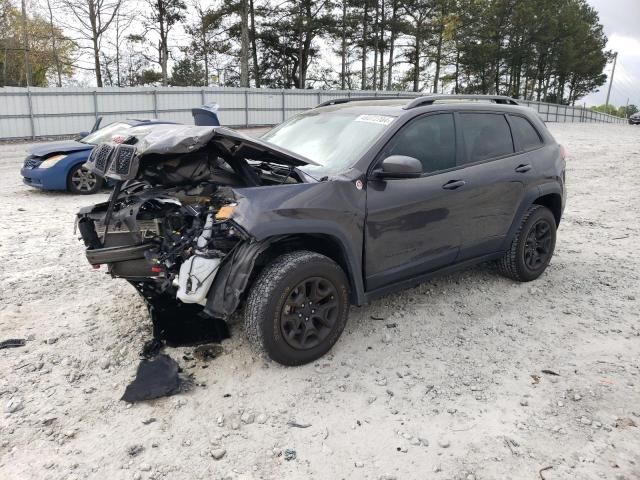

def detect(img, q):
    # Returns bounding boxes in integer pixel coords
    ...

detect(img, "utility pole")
[605,51,618,107]
[21,0,31,87]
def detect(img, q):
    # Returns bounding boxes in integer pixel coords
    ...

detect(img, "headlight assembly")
[39,154,67,168]
[215,204,237,220]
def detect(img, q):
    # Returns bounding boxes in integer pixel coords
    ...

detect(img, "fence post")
[200,89,206,106]
[93,90,99,121]
[281,90,286,122]
[244,89,249,127]
[317,91,321,105]
[26,88,35,140]
[152,90,158,118]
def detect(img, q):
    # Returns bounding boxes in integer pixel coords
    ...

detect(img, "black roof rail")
[404,94,519,109]
[315,95,418,108]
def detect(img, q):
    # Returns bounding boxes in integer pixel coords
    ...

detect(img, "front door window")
[380,113,456,174]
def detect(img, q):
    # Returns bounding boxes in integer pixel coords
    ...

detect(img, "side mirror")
[374,155,422,179]
[78,131,89,139]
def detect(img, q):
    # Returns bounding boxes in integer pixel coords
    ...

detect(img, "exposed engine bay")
[76,125,315,326]
[78,184,242,298]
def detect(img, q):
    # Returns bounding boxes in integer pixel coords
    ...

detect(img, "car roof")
[313,95,530,117]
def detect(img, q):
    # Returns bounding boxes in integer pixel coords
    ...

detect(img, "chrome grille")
[86,144,114,175]
[106,144,138,181]
[23,157,41,169]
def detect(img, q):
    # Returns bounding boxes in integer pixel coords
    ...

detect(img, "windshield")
[81,122,131,145]
[261,111,396,175]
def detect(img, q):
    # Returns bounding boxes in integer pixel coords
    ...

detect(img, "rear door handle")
[515,164,532,173]
[442,180,466,190]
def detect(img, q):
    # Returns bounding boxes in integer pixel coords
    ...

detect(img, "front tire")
[498,205,557,282]
[67,163,103,194]
[244,251,349,366]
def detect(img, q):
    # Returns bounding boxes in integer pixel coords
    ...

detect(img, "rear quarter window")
[458,113,514,164]
[509,115,543,151]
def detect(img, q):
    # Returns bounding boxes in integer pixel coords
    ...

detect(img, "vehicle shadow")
[225,260,519,360]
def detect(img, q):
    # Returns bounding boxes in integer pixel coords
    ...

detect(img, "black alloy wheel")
[280,277,339,350]
[523,219,554,271]
[498,204,557,282]
[245,250,350,366]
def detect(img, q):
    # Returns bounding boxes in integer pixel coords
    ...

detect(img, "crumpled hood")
[28,140,92,158]
[134,125,319,167]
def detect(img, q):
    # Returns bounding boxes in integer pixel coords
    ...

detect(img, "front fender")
[54,151,93,189]
[60,150,92,173]
[204,181,367,318]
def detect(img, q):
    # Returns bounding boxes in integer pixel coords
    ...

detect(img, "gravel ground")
[1,123,639,480]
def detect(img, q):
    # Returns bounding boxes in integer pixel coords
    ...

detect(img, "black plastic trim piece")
[85,243,152,265]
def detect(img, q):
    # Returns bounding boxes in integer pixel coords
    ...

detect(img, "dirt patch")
[1,124,639,479]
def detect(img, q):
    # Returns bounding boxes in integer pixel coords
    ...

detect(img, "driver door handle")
[515,163,532,173]
[442,179,466,190]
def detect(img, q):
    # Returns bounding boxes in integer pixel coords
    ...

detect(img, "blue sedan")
[20,119,176,194]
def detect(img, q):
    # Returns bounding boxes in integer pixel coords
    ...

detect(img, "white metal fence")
[0,86,626,140]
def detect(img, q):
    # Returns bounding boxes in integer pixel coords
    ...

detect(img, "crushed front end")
[78,183,244,296]
[75,125,313,334]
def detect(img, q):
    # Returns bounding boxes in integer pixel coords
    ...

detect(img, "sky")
[584,0,640,108]
[66,0,639,107]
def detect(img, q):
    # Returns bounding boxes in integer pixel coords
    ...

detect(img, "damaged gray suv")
[77,95,566,366]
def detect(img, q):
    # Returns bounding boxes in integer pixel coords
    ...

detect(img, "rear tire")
[244,251,349,366]
[498,205,556,282]
[67,163,103,194]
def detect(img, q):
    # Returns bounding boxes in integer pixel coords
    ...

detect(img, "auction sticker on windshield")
[355,114,395,126]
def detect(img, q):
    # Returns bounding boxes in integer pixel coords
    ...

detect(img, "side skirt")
[363,252,503,303]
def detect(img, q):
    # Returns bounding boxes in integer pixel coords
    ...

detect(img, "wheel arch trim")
[245,220,365,303]
[502,183,562,250]
[204,227,366,320]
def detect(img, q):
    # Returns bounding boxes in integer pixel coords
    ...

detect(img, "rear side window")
[459,113,514,164]
[509,115,543,151]
[381,113,456,174]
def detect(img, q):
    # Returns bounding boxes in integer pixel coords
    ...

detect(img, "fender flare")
[538,182,563,199]
[501,183,562,250]
[250,220,365,303]
[205,222,366,319]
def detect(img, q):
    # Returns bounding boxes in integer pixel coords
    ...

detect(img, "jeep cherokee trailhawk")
[76,95,566,365]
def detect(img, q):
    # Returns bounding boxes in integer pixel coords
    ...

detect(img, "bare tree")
[44,0,63,86]
[143,0,186,86]
[59,0,122,87]
[190,0,211,85]
[360,0,368,89]
[239,0,250,87]
[339,0,347,89]
[110,9,133,86]
[21,0,31,86]
[248,0,259,87]
[385,0,398,88]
